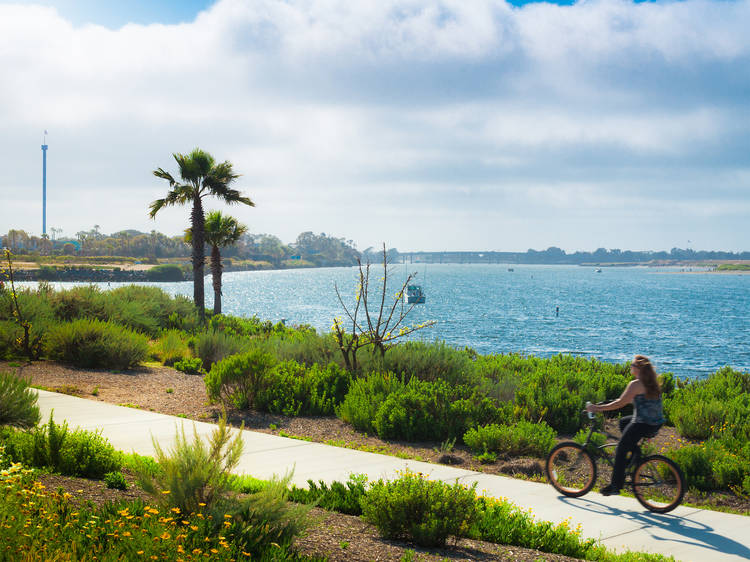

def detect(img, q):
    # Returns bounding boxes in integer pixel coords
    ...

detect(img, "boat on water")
[406,284,425,304]
[508,267,514,272]
[595,268,602,273]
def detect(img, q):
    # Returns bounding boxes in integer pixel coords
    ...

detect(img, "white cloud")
[0,0,748,251]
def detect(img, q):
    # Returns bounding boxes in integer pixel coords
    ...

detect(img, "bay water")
[32,264,750,380]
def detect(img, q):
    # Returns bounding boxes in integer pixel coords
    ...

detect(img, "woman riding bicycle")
[586,355,665,496]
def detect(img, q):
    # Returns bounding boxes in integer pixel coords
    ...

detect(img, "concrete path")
[36,390,750,561]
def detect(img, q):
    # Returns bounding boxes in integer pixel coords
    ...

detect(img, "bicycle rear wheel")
[632,455,685,513]
[546,442,597,497]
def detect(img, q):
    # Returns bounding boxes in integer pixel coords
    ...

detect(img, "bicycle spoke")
[546,443,596,497]
[633,456,685,513]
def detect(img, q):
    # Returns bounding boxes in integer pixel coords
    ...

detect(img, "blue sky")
[11,0,217,27]
[1,0,748,252]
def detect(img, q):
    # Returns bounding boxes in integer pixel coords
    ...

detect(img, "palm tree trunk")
[191,195,206,319]
[211,244,222,316]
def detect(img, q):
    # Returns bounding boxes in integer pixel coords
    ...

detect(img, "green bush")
[472,496,599,559]
[573,428,609,454]
[104,470,128,490]
[144,263,184,281]
[362,341,477,386]
[3,414,122,479]
[134,414,243,514]
[338,373,504,442]
[256,329,339,368]
[669,437,750,491]
[336,372,405,434]
[49,285,109,322]
[195,330,251,372]
[487,354,632,434]
[205,349,277,408]
[44,318,148,370]
[151,329,191,366]
[665,367,750,441]
[255,361,351,416]
[0,321,21,359]
[372,378,504,442]
[208,314,276,338]
[288,474,368,515]
[219,473,313,557]
[361,470,478,547]
[174,357,205,375]
[0,372,41,429]
[464,421,556,457]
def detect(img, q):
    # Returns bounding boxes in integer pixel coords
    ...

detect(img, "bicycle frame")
[578,414,643,484]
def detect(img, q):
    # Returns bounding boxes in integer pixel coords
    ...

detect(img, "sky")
[1,0,748,253]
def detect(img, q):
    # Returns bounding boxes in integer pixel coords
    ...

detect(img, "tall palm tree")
[149,148,253,318]
[186,211,247,316]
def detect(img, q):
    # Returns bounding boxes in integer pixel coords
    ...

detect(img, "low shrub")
[44,318,148,370]
[362,470,478,547]
[362,341,478,386]
[338,373,505,442]
[256,361,351,416]
[134,414,243,514]
[3,414,122,479]
[144,263,184,281]
[204,349,277,408]
[464,421,556,458]
[256,329,339,368]
[174,357,205,375]
[372,379,505,442]
[480,354,632,434]
[208,314,276,338]
[0,372,41,429]
[665,367,750,441]
[104,470,128,490]
[336,372,405,434]
[195,330,251,372]
[151,329,191,366]
[472,496,599,559]
[288,474,368,515]
[669,437,750,491]
[573,428,609,454]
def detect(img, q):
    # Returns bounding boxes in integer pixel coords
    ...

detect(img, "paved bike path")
[36,390,750,561]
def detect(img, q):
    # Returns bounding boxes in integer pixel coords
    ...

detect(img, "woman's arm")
[587,380,641,413]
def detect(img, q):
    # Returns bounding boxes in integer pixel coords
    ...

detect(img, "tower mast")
[41,130,48,236]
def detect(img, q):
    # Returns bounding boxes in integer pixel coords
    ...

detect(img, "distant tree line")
[380,246,750,265]
[1,228,360,268]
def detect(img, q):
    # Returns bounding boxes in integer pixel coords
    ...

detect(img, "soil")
[4,359,749,518]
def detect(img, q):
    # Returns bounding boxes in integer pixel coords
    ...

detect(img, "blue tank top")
[634,394,665,425]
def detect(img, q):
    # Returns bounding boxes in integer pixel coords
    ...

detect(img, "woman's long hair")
[634,355,661,398]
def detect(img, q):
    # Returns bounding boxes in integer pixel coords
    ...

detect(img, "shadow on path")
[558,496,750,559]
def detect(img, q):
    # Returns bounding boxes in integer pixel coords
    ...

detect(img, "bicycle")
[545,403,686,513]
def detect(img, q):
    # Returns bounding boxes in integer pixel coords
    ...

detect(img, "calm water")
[31,265,750,379]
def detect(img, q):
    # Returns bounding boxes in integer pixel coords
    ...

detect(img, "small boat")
[508,267,514,272]
[406,284,425,304]
[595,268,602,273]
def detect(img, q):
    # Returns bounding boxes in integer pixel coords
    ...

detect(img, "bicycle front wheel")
[632,455,685,513]
[546,442,597,497]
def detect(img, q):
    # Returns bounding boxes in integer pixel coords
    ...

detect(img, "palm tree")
[149,148,253,318]
[186,211,247,316]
